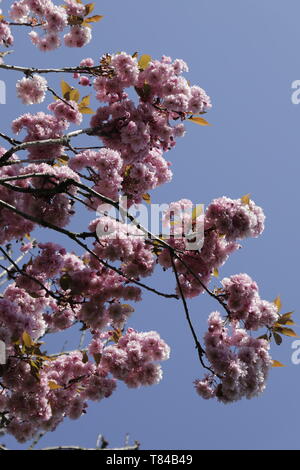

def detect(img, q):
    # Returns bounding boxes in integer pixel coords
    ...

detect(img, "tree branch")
[170,250,217,376]
[0,198,178,300]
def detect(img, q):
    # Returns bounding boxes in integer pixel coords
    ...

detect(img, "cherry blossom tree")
[0,0,294,445]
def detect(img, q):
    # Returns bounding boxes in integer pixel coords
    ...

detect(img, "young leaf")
[48,381,63,390]
[274,295,282,313]
[124,164,132,178]
[274,326,299,338]
[60,273,72,291]
[58,154,69,163]
[78,106,95,114]
[273,332,283,345]
[188,116,211,126]
[241,193,251,205]
[93,353,101,366]
[61,80,72,95]
[82,351,89,364]
[138,54,152,70]
[272,360,285,367]
[30,360,39,371]
[68,15,84,25]
[213,267,219,278]
[135,83,152,101]
[84,3,95,16]
[257,334,269,341]
[22,331,33,348]
[142,193,151,204]
[191,204,203,221]
[79,95,91,107]
[276,312,295,326]
[84,15,104,23]
[69,88,80,103]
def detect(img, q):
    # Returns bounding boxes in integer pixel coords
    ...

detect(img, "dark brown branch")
[8,22,44,27]
[0,126,105,166]
[0,247,61,301]
[0,132,21,146]
[0,63,114,76]
[41,442,140,451]
[0,198,178,300]
[47,86,75,110]
[174,252,232,317]
[170,251,216,376]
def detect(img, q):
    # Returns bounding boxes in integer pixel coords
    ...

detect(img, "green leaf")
[138,54,152,70]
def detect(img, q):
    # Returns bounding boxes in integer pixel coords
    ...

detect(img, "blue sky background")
[1,0,300,450]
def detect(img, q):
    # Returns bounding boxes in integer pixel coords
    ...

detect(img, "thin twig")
[170,250,216,376]
[0,198,178,300]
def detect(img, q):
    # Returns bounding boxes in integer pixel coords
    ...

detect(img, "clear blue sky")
[1,0,300,450]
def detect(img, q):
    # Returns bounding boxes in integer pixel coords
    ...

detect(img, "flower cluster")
[101,329,170,388]
[16,74,48,105]
[9,0,93,51]
[0,351,116,442]
[0,20,13,48]
[0,25,282,444]
[221,273,279,330]
[69,148,123,202]
[87,53,211,203]
[48,99,82,125]
[0,238,170,441]
[12,111,69,161]
[194,312,273,403]
[157,197,265,298]
[205,196,265,241]
[89,216,155,279]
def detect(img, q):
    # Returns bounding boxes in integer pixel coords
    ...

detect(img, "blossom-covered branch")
[0,0,292,447]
